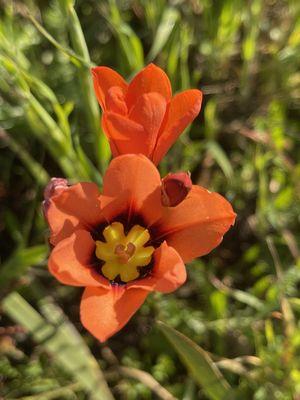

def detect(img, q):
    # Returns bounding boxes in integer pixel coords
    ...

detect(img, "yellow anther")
[103,222,124,243]
[95,223,154,283]
[126,225,151,247]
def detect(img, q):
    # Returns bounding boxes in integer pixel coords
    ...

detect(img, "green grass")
[0,0,300,399]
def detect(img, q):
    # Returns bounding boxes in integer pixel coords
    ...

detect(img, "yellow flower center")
[95,222,155,283]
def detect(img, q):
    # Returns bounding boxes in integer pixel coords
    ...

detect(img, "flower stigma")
[95,222,155,283]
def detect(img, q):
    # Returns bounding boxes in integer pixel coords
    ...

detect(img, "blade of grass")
[118,366,177,400]
[2,293,115,400]
[157,321,232,400]
[240,0,262,95]
[27,94,85,179]
[106,0,144,72]
[0,245,47,290]
[2,58,89,180]
[210,275,265,311]
[179,23,192,89]
[215,0,243,62]
[205,141,234,180]
[0,55,66,150]
[146,7,179,62]
[73,133,103,186]
[9,382,81,400]
[21,71,72,140]
[266,237,296,338]
[24,4,109,174]
[0,53,73,146]
[59,0,110,172]
[182,378,196,400]
[166,26,180,83]
[25,11,90,68]
[1,56,72,162]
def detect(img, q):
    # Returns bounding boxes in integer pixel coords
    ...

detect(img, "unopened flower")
[92,64,202,164]
[161,172,192,207]
[45,155,235,342]
[43,178,68,218]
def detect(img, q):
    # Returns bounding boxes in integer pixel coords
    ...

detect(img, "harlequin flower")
[45,155,235,342]
[92,64,203,165]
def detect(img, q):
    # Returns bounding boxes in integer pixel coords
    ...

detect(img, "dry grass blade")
[266,236,296,338]
[118,366,178,400]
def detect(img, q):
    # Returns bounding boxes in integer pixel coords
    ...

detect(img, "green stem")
[63,1,110,172]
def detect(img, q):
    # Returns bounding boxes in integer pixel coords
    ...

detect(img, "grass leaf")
[157,321,232,400]
[2,293,115,400]
[146,7,179,62]
[0,245,47,289]
[206,141,234,180]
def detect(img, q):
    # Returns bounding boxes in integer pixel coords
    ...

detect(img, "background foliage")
[0,0,300,399]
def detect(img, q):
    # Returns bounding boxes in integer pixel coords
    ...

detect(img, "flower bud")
[44,178,68,201]
[43,178,68,218]
[161,172,192,207]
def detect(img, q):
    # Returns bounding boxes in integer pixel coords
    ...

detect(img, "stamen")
[95,223,154,283]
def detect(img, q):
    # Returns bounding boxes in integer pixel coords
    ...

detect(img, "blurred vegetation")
[0,0,300,399]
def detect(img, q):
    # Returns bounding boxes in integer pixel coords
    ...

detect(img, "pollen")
[95,222,155,283]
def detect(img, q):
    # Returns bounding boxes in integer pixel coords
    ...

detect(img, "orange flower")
[92,64,203,164]
[45,155,235,342]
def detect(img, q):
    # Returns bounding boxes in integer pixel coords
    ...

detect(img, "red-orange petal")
[46,182,102,245]
[152,89,203,164]
[102,112,151,157]
[128,241,186,293]
[80,285,148,342]
[105,86,128,115]
[92,66,128,111]
[129,92,167,153]
[154,186,236,262]
[48,230,109,287]
[102,154,162,224]
[126,64,172,108]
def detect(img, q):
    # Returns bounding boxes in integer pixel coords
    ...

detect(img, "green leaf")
[59,0,110,172]
[107,0,144,71]
[147,7,179,62]
[206,141,233,180]
[289,297,300,312]
[0,245,47,289]
[27,12,89,68]
[2,293,115,400]
[210,276,265,311]
[157,321,232,400]
[73,133,103,185]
